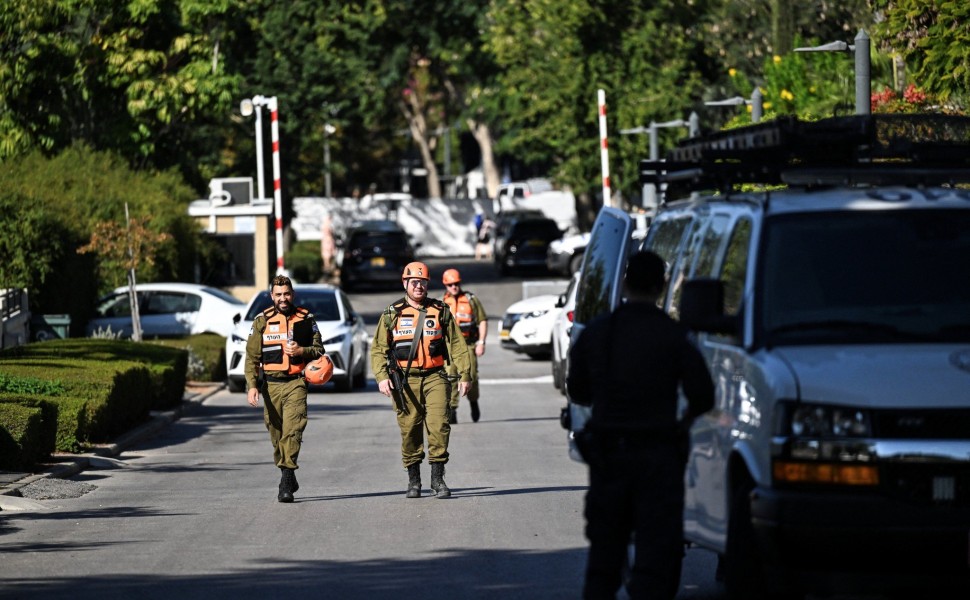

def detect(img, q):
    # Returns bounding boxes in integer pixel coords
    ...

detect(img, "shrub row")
[0,338,189,470]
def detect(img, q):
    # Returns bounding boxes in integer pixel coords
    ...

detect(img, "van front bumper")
[751,484,970,593]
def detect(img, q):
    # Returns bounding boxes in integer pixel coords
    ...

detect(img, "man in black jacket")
[567,251,714,600]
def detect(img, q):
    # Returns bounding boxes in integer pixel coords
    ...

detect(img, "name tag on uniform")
[264,333,284,342]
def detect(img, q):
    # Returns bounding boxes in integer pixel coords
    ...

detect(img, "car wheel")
[227,378,245,393]
[569,252,584,274]
[352,349,368,389]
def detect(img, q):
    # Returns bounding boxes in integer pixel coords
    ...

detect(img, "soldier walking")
[440,268,488,422]
[370,262,471,498]
[245,275,325,503]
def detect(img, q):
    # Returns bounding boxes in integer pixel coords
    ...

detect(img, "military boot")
[430,462,451,498]
[449,407,458,423]
[406,463,422,499]
[469,399,481,423]
[278,468,295,503]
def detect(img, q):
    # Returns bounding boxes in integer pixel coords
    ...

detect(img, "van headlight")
[773,402,879,486]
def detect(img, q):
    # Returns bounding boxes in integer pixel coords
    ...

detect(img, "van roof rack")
[640,114,970,192]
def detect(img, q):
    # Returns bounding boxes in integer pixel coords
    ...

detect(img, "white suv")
[565,115,970,598]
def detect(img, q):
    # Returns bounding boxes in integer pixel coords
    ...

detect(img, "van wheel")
[227,378,245,393]
[723,482,769,600]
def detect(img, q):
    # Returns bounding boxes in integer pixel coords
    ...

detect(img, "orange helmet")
[402,261,430,281]
[304,354,334,385]
[442,268,461,285]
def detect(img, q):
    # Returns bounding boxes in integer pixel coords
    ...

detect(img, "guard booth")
[187,177,275,302]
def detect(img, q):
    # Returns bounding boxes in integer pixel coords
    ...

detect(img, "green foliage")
[286,241,323,285]
[151,333,224,383]
[0,373,66,396]
[0,401,48,470]
[870,0,969,108]
[725,48,856,123]
[0,146,207,322]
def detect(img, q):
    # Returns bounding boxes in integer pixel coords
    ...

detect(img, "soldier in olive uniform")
[370,262,471,499]
[441,268,488,423]
[245,275,325,503]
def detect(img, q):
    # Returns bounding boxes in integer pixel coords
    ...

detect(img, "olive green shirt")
[369,298,471,383]
[244,308,325,390]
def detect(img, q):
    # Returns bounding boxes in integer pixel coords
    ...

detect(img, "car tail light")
[567,310,574,322]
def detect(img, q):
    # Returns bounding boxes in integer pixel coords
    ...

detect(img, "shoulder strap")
[403,306,427,379]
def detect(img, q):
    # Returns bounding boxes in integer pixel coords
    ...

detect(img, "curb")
[0,383,225,499]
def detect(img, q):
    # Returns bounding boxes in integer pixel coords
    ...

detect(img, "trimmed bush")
[0,402,46,470]
[0,394,59,462]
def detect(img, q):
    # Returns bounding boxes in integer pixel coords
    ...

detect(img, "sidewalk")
[0,381,224,505]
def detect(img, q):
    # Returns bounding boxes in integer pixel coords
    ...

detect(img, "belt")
[266,373,302,382]
[406,367,444,378]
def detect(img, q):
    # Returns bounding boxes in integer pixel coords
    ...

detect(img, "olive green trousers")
[397,371,451,467]
[445,345,479,409]
[262,378,308,470]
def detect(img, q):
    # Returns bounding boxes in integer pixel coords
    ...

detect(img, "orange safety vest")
[389,300,446,369]
[443,292,478,342]
[261,307,311,375]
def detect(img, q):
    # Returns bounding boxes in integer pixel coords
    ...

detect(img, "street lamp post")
[795,29,871,115]
[241,95,286,275]
[706,88,764,123]
[620,112,699,213]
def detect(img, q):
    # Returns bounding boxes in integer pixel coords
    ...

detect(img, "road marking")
[480,375,553,385]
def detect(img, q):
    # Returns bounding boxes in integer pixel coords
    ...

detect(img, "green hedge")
[0,338,193,463]
[0,401,49,470]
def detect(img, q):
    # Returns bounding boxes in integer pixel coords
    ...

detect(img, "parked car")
[493,178,578,233]
[86,283,245,339]
[499,293,562,359]
[546,231,590,276]
[550,271,580,394]
[338,220,417,290]
[546,213,649,276]
[225,284,369,393]
[493,215,563,275]
[564,115,970,598]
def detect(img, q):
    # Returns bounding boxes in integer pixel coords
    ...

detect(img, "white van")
[564,115,970,598]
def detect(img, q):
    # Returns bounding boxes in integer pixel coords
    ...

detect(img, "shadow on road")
[0,547,589,599]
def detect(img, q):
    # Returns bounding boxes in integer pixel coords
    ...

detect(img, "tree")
[0,0,244,188]
[487,0,711,205]
[869,0,969,108]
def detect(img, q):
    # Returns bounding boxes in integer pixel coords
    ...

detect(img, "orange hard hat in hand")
[304,354,334,385]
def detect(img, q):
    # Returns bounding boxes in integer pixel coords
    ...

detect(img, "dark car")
[338,220,417,290]
[493,215,563,275]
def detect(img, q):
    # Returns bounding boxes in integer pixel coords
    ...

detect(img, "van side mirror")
[555,293,566,308]
[233,313,241,326]
[679,279,738,335]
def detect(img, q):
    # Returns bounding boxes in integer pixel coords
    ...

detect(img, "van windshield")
[760,210,970,345]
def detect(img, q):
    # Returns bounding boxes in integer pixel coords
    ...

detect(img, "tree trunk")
[398,94,442,200]
[467,118,500,201]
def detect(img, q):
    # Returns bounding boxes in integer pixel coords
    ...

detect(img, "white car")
[86,283,245,339]
[551,272,580,393]
[499,294,562,359]
[225,284,369,393]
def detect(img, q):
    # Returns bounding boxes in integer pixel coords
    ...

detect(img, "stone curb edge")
[0,383,225,499]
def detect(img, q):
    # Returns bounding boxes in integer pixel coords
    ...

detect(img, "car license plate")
[500,329,510,339]
[370,257,386,267]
